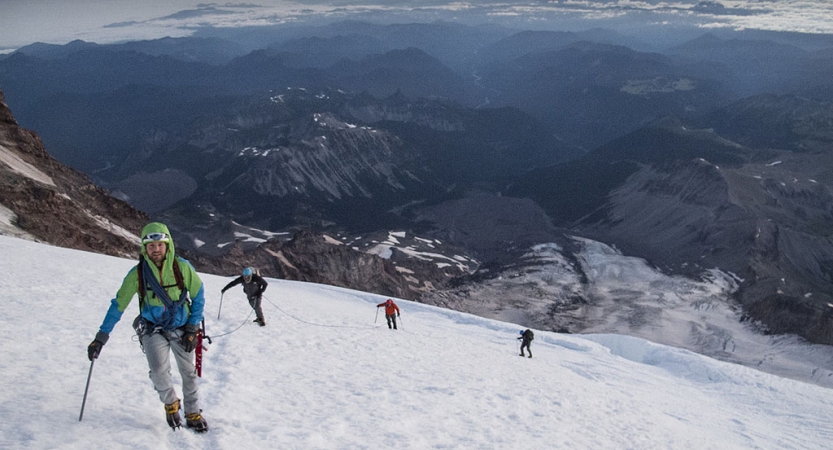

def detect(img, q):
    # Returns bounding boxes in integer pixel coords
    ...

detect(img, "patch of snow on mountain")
[88,214,141,245]
[366,243,393,259]
[233,232,267,244]
[0,144,55,186]
[0,203,35,240]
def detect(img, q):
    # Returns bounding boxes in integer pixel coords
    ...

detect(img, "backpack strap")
[172,258,185,291]
[137,255,146,307]
[138,257,191,330]
[136,255,187,309]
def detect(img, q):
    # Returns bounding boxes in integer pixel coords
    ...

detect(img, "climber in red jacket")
[376,299,401,330]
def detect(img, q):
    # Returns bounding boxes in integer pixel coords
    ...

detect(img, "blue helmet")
[519,330,524,335]
[243,267,253,277]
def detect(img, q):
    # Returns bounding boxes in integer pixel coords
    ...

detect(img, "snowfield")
[1,235,832,449]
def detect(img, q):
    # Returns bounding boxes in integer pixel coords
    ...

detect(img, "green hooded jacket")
[98,222,206,333]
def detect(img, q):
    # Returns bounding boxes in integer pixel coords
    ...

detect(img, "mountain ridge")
[3,24,833,350]
[0,90,467,300]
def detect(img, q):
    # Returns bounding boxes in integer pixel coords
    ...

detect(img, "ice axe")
[78,359,95,421]
[196,319,212,377]
[217,292,224,320]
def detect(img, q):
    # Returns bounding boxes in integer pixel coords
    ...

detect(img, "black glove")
[87,331,109,361]
[397,313,401,317]
[181,324,200,353]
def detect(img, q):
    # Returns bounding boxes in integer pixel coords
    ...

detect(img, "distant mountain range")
[0,90,469,300]
[510,100,833,341]
[1,21,833,347]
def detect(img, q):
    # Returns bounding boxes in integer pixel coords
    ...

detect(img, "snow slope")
[1,235,832,449]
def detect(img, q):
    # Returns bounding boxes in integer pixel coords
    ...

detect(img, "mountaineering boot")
[185,411,209,433]
[165,399,182,430]
[257,318,266,327]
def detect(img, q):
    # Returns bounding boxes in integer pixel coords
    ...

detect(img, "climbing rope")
[208,308,255,339]
[262,295,375,330]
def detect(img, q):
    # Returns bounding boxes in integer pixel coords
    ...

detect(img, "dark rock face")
[595,156,833,344]
[414,192,562,263]
[585,158,757,277]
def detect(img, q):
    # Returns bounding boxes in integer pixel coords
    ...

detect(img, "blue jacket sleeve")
[99,298,125,334]
[98,268,138,334]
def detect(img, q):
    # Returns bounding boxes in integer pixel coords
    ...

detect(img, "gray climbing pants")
[140,327,200,414]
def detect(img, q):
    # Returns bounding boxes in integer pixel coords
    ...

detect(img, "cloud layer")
[2,1,833,51]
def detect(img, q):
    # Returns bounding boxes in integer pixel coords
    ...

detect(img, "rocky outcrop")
[0,89,148,257]
[184,229,461,300]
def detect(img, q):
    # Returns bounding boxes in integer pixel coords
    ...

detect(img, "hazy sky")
[2,1,833,51]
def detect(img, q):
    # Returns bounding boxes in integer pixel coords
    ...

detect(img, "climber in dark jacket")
[222,267,268,326]
[518,329,534,358]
